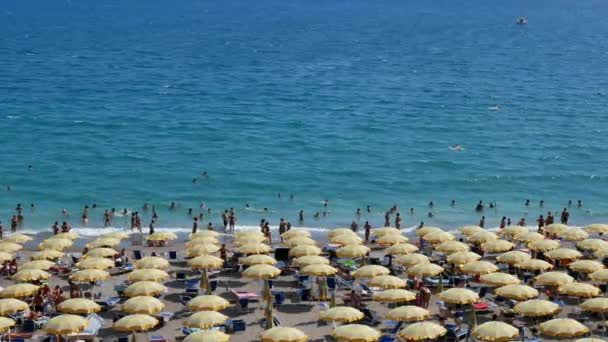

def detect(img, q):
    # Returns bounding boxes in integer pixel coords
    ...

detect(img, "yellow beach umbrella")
[123,296,165,314]
[352,265,389,279]
[569,260,604,273]
[495,285,539,300]
[559,228,589,241]
[544,224,570,235]
[284,237,317,247]
[407,263,444,277]
[590,269,608,282]
[376,234,408,246]
[293,256,329,267]
[371,227,401,237]
[124,281,167,297]
[546,248,582,260]
[439,288,479,304]
[469,231,498,244]
[585,224,608,234]
[559,282,600,298]
[187,295,231,311]
[581,297,608,313]
[472,321,518,342]
[480,272,521,286]
[331,234,363,246]
[332,324,380,342]
[135,256,170,270]
[147,231,178,241]
[31,249,64,260]
[5,233,32,243]
[187,243,221,256]
[39,238,73,250]
[373,289,416,303]
[335,244,370,258]
[0,298,28,315]
[514,232,544,243]
[535,272,574,286]
[385,243,418,255]
[368,275,406,289]
[461,260,498,275]
[53,232,80,240]
[481,240,514,253]
[288,245,321,257]
[396,253,429,267]
[422,231,455,244]
[436,240,470,254]
[319,306,364,323]
[0,252,13,262]
[0,283,38,298]
[501,225,528,237]
[188,255,224,269]
[21,260,55,270]
[528,240,560,253]
[12,269,51,282]
[233,236,266,246]
[398,322,447,341]
[128,269,169,283]
[113,314,158,332]
[496,251,531,265]
[43,314,87,335]
[578,239,608,251]
[261,326,308,342]
[57,298,101,314]
[282,230,311,239]
[185,311,229,329]
[386,306,430,322]
[301,264,337,277]
[447,252,481,265]
[243,264,281,279]
[77,257,114,270]
[102,232,130,240]
[84,247,118,258]
[415,226,443,236]
[87,238,121,248]
[0,317,15,333]
[191,230,221,239]
[327,229,356,238]
[188,237,221,247]
[242,254,277,266]
[0,242,22,253]
[238,243,271,255]
[184,330,230,342]
[539,318,588,338]
[70,269,110,283]
[516,259,553,271]
[596,249,608,258]
[460,225,484,236]
[514,299,560,317]
[576,339,607,342]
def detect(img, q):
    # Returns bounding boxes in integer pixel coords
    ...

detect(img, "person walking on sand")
[364,221,371,243]
[537,215,545,233]
[395,213,402,229]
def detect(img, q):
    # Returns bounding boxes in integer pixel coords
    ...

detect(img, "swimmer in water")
[62,208,68,216]
[488,105,501,111]
[448,144,464,151]
[451,200,456,207]
[299,210,304,222]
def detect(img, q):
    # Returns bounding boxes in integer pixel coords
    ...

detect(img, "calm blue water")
[1,0,608,234]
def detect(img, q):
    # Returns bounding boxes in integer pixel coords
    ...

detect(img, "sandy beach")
[0,224,608,342]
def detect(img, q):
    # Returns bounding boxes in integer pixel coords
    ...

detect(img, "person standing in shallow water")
[546,211,554,225]
[560,208,569,224]
[298,210,304,223]
[364,221,371,243]
[395,213,402,229]
[192,217,199,234]
[10,215,18,233]
[536,215,545,233]
[229,210,236,232]
[350,220,358,233]
[500,216,506,229]
[479,216,485,228]
[384,212,390,227]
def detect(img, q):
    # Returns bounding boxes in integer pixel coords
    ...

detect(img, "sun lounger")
[150,335,168,342]
[378,336,396,342]
[445,323,468,341]
[231,290,259,300]
[96,297,121,308]
[156,311,175,322]
[360,308,381,326]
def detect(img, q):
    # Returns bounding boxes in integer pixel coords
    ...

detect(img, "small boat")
[516,16,528,25]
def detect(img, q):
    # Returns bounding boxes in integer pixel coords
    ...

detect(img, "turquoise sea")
[1,0,608,235]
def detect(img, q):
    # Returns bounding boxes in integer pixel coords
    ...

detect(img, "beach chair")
[381,255,392,267]
[478,286,488,299]
[150,335,168,342]
[96,297,121,309]
[386,321,404,334]
[180,295,192,306]
[22,320,37,334]
[116,337,129,342]
[209,280,218,293]
[238,298,253,313]
[82,313,104,335]
[156,311,175,323]
[176,272,187,282]
[274,291,286,305]
[231,319,246,332]
[327,277,337,290]
[360,308,381,326]
[168,251,178,261]
[445,323,468,341]
[133,250,143,260]
[378,336,396,342]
